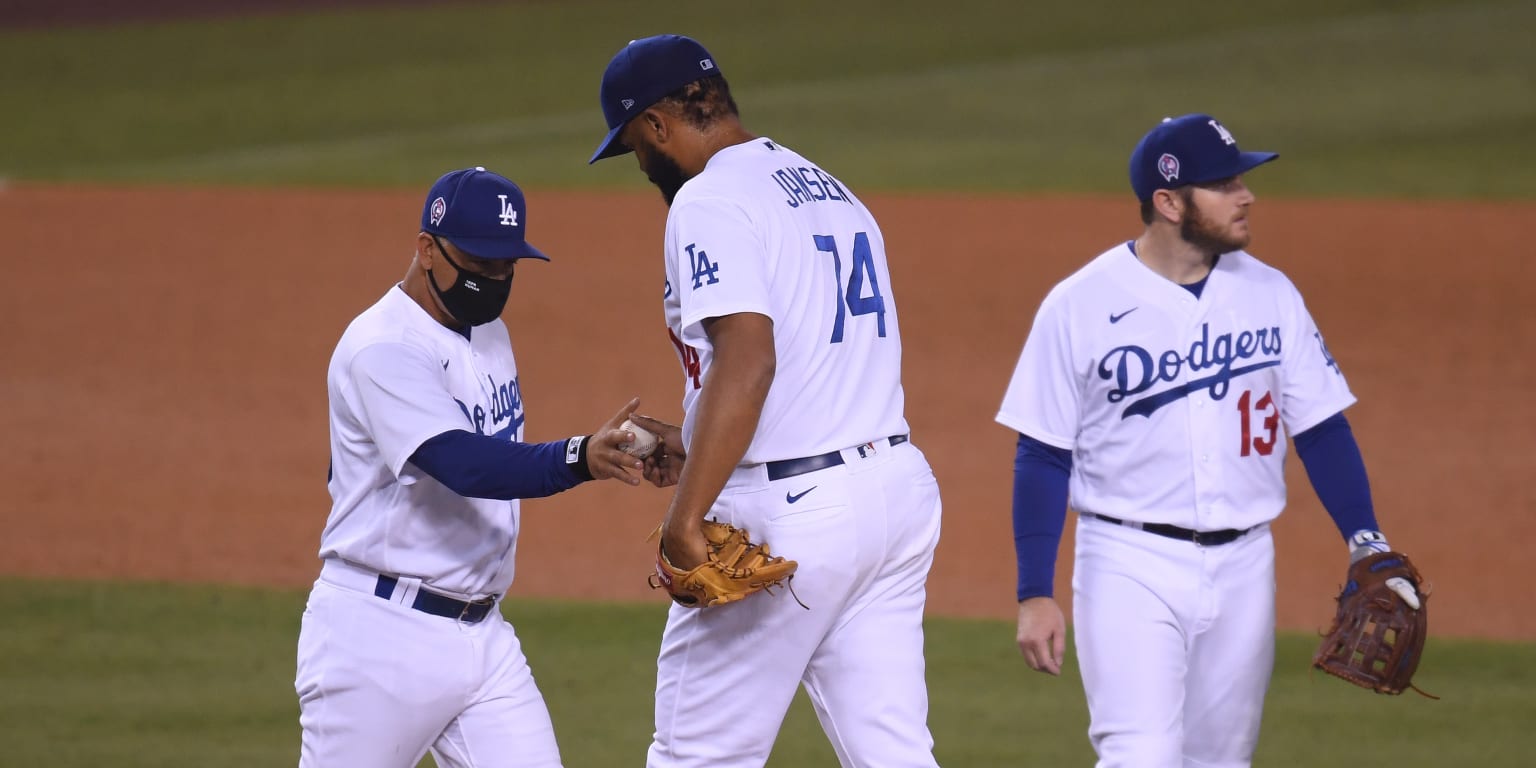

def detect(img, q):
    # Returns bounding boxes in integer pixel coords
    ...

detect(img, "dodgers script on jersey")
[322,286,527,598]
[662,138,908,462]
[997,243,1355,531]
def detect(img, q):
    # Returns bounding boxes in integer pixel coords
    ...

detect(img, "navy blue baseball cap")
[421,167,548,261]
[588,34,722,164]
[1129,114,1278,201]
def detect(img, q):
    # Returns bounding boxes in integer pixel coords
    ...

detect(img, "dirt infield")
[1,182,1530,640]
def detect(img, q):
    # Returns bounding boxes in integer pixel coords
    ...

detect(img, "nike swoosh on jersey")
[786,486,818,504]
[441,359,450,369]
[1109,307,1139,324]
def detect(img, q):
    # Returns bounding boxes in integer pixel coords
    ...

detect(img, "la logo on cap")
[497,195,519,227]
[1209,119,1237,145]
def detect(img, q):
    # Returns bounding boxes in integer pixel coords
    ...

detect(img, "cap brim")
[450,236,550,262]
[1195,151,1278,184]
[1173,150,1284,189]
[588,124,633,164]
[1233,150,1279,175]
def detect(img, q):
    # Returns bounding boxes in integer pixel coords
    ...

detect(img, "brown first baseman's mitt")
[1312,551,1435,697]
[648,519,799,607]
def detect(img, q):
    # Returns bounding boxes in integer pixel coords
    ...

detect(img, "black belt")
[374,575,497,623]
[765,435,909,482]
[1084,513,1256,547]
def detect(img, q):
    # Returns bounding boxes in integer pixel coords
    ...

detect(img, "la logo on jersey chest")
[1098,322,1282,418]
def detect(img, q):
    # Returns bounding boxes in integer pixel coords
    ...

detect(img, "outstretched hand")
[585,397,645,485]
[1017,596,1066,676]
[629,413,685,488]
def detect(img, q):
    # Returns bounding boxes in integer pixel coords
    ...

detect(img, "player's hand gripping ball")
[620,418,659,459]
[648,520,799,607]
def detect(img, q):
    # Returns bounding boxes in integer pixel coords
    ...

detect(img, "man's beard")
[1180,196,1249,255]
[643,149,690,206]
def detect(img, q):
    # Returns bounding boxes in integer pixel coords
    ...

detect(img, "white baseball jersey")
[321,285,528,599]
[662,137,908,461]
[997,242,1355,531]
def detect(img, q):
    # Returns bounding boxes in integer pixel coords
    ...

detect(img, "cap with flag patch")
[1128,114,1278,202]
[421,167,548,261]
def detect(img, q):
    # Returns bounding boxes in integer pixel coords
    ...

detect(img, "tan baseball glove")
[1312,551,1434,697]
[647,519,799,607]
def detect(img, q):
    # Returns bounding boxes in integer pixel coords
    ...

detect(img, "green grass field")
[1,579,1531,767]
[2,0,1533,197]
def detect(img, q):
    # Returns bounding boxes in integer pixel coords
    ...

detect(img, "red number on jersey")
[1237,389,1279,457]
[668,328,702,390]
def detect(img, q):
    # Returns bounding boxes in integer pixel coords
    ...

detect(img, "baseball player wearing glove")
[997,115,1427,766]
[590,35,944,768]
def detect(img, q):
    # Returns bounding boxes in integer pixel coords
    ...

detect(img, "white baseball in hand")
[620,419,659,459]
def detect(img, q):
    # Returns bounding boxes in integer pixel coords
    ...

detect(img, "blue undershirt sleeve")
[1293,412,1380,541]
[1013,433,1073,602]
[408,430,591,500]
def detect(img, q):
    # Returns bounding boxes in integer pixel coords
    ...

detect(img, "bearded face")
[1178,186,1252,255]
[631,134,690,206]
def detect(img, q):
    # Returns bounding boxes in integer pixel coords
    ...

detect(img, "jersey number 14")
[813,232,887,343]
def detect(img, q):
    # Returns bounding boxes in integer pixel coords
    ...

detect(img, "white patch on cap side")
[700,58,714,70]
[429,197,447,226]
[1157,153,1180,182]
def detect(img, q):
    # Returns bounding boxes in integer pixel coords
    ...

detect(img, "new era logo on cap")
[420,167,548,261]
[1128,113,1278,201]
[589,34,724,164]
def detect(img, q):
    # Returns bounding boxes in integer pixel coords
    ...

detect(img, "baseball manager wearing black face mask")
[296,166,648,767]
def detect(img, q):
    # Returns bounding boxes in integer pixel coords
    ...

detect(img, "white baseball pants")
[1072,514,1276,768]
[647,438,944,768]
[295,561,562,768]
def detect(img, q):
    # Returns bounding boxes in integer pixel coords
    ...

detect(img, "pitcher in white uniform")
[295,167,647,767]
[588,35,945,768]
[996,115,1421,767]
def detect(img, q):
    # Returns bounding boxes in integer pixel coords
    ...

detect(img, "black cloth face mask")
[428,235,512,327]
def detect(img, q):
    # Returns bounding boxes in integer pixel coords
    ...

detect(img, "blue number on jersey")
[686,243,721,289]
[813,232,887,343]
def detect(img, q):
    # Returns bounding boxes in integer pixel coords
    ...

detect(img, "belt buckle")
[460,597,495,622]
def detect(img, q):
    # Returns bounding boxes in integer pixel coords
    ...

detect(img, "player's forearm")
[1013,433,1073,602]
[1293,412,1381,541]
[408,429,591,500]
[666,315,775,529]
